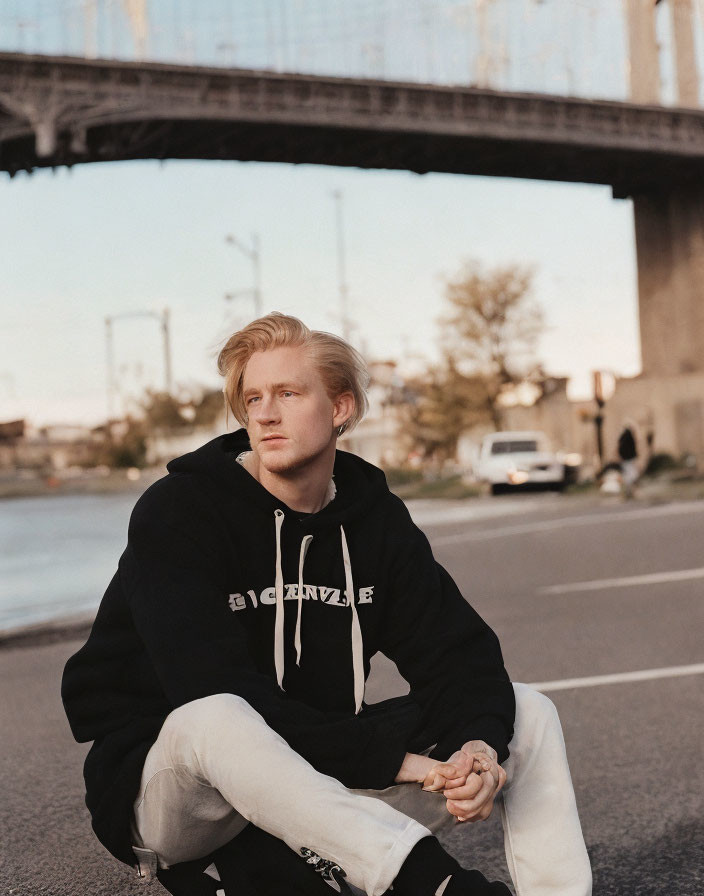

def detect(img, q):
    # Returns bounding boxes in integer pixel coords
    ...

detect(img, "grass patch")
[383,467,424,488]
[563,480,598,495]
[392,474,482,500]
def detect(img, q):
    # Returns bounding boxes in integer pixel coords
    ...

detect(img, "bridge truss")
[2,51,704,196]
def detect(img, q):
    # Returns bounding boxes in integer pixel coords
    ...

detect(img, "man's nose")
[253,394,280,424]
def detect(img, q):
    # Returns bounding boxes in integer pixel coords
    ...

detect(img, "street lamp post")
[592,370,616,472]
[225,232,262,317]
[161,307,173,395]
[104,308,172,421]
[332,190,351,343]
[105,316,115,420]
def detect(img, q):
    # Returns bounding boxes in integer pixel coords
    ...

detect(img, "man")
[617,420,639,500]
[62,313,591,896]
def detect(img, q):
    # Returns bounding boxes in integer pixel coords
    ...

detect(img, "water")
[0,492,141,631]
[0,488,548,632]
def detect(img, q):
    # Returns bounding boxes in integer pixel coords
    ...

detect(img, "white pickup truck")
[474,431,566,494]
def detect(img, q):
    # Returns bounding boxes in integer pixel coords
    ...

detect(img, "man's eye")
[282,391,294,398]
[246,396,260,405]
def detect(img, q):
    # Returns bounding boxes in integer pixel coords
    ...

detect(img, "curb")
[0,612,95,650]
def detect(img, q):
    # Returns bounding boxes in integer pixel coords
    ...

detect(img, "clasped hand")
[403,740,506,823]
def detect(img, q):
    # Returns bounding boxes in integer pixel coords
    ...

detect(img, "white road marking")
[529,662,704,692]
[408,498,545,527]
[432,500,704,545]
[539,566,704,595]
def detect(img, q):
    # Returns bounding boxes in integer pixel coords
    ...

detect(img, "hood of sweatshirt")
[166,429,390,713]
[167,429,388,528]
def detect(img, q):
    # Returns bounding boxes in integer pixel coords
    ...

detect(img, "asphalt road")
[449,496,704,894]
[2,494,703,895]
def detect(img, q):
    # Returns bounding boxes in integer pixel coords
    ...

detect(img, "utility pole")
[105,316,115,420]
[161,307,172,394]
[332,190,351,343]
[104,308,172,422]
[593,371,606,470]
[225,233,262,318]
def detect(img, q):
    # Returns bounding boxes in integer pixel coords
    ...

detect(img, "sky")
[1,158,640,427]
[1,0,667,428]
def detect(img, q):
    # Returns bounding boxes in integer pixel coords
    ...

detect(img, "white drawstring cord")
[340,525,364,714]
[273,510,364,713]
[273,509,285,692]
[295,535,314,665]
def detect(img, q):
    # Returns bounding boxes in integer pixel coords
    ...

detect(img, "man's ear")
[333,392,355,429]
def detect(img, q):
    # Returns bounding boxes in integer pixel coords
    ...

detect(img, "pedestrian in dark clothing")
[617,421,639,499]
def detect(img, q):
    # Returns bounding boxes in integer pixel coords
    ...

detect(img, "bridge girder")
[1,52,704,197]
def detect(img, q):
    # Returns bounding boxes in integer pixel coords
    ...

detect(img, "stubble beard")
[257,436,335,479]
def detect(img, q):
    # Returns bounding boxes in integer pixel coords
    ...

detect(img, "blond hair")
[217,313,369,433]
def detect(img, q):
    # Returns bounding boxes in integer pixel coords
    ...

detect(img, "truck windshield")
[490,440,539,454]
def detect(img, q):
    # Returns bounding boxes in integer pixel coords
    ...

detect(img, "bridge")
[1,0,704,382]
[3,52,704,197]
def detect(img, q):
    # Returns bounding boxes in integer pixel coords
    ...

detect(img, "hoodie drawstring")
[295,535,314,666]
[273,509,286,692]
[272,510,364,714]
[340,525,364,715]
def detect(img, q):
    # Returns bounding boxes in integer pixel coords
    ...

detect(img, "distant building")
[145,417,226,467]
[599,371,704,469]
[458,370,704,477]
[0,419,25,470]
[6,422,104,471]
[340,360,410,468]
[500,378,596,471]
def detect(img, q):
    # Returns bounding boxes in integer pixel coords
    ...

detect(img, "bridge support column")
[633,186,704,376]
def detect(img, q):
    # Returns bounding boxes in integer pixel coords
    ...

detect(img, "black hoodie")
[62,430,515,867]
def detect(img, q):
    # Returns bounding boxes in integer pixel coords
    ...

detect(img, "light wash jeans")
[132,683,592,896]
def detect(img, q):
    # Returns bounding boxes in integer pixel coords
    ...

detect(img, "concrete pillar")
[669,0,700,107]
[624,0,661,104]
[33,117,57,157]
[123,0,150,60]
[633,185,704,375]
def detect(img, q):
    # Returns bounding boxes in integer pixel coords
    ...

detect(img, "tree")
[192,388,226,427]
[440,260,544,430]
[138,387,225,430]
[139,390,190,430]
[99,386,226,469]
[400,358,490,463]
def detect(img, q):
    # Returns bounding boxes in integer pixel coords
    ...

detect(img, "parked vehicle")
[474,431,566,494]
